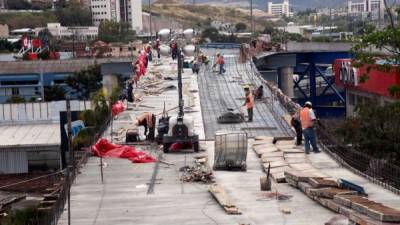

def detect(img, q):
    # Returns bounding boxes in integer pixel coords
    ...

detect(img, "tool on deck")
[213,131,248,171]
[217,106,245,124]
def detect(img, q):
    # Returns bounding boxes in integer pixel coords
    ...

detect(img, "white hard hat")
[305,101,312,107]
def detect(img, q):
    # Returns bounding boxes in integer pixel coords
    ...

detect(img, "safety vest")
[246,93,254,109]
[300,107,313,129]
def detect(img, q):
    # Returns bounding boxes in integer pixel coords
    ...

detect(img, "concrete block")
[286,177,298,188]
[308,178,338,188]
[271,172,287,183]
[326,199,341,213]
[298,182,311,194]
[339,205,353,218]
[367,207,400,222]
[334,195,353,208]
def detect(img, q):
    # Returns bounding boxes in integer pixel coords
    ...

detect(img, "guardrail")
[199,43,241,49]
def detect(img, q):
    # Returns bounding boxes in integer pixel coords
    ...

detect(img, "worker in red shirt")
[217,55,226,74]
[243,87,254,122]
[299,101,320,154]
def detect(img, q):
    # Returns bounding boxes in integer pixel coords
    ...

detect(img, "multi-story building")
[36,23,98,41]
[348,0,384,19]
[91,0,142,32]
[268,0,292,17]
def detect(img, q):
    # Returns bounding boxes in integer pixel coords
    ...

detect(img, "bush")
[6,96,26,103]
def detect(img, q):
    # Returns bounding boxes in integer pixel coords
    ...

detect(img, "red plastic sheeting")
[92,138,156,163]
[112,101,125,116]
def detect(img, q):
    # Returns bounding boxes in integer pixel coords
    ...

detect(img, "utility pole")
[149,0,153,39]
[66,98,73,225]
[250,0,254,35]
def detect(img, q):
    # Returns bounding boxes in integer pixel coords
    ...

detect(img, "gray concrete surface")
[58,52,400,225]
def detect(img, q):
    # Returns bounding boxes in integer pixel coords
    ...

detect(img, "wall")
[0,100,91,124]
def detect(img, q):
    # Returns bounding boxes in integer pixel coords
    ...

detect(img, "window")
[12,87,19,95]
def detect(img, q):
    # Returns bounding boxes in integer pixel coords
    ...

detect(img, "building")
[348,0,384,19]
[268,0,292,17]
[91,0,143,32]
[334,59,400,117]
[36,23,98,41]
[0,100,90,174]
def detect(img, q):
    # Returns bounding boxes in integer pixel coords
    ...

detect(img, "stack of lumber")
[252,136,327,183]
[284,171,400,225]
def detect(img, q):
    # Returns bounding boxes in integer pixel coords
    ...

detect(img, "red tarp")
[112,101,125,116]
[92,138,156,163]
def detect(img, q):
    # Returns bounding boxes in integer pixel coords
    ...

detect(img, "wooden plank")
[253,140,273,146]
[269,166,293,174]
[284,153,306,159]
[253,144,277,151]
[261,151,284,158]
[281,148,304,154]
[286,158,308,164]
[264,161,288,168]
[261,156,285,163]
[254,136,274,141]
[208,184,241,215]
[289,163,315,171]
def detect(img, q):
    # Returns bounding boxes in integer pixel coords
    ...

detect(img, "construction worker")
[135,112,156,141]
[170,39,178,60]
[155,38,161,59]
[290,111,302,146]
[253,85,264,99]
[218,55,226,74]
[299,101,320,154]
[243,87,254,122]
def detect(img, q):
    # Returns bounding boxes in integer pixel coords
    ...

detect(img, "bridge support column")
[279,67,294,98]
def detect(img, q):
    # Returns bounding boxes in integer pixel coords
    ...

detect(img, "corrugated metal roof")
[0,123,60,148]
[0,58,133,75]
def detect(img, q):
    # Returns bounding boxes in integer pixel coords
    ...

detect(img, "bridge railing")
[250,60,400,194]
[198,43,241,49]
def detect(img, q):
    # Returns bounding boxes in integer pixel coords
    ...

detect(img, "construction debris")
[208,184,241,214]
[180,165,214,184]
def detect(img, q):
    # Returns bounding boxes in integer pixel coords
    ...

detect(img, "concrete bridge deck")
[57,51,400,225]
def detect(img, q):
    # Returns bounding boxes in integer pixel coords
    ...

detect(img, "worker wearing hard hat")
[299,101,320,154]
[243,86,254,122]
[135,112,156,141]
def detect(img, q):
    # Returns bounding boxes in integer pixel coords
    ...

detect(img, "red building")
[334,59,400,116]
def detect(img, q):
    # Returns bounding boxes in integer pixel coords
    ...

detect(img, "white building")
[36,23,98,41]
[91,0,143,32]
[268,0,292,17]
[348,0,384,18]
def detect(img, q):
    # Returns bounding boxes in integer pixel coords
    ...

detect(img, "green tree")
[6,96,26,103]
[98,20,135,43]
[351,3,400,95]
[235,22,247,32]
[335,102,400,163]
[44,85,66,101]
[201,27,219,42]
[55,2,92,26]
[65,65,102,99]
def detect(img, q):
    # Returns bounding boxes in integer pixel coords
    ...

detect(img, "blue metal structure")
[255,51,353,117]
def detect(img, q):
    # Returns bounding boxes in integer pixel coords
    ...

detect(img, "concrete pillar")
[279,67,294,98]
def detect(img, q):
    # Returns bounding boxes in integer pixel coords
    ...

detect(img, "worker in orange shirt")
[299,101,321,154]
[243,87,254,122]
